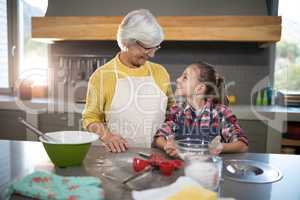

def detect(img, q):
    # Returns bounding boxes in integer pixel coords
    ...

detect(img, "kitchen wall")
[48,0,274,105]
[51,41,271,105]
[46,0,267,16]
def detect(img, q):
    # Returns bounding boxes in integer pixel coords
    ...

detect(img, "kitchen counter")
[0,95,300,121]
[1,139,300,200]
[231,105,300,122]
[0,95,85,114]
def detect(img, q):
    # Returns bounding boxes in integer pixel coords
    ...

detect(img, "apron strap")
[211,105,225,142]
[147,62,154,77]
[218,112,225,142]
[113,58,120,79]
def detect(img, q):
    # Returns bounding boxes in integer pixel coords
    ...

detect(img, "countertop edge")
[0,95,299,121]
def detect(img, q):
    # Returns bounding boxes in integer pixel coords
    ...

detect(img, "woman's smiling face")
[126,41,159,67]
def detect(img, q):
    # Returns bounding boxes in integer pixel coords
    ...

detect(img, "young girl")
[154,61,248,157]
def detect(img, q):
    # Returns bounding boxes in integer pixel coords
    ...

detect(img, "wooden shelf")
[282,138,300,147]
[32,16,281,46]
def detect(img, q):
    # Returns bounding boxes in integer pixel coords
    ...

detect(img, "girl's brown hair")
[192,61,228,105]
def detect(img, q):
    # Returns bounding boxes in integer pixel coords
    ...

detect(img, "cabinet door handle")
[11,45,16,57]
[60,116,67,120]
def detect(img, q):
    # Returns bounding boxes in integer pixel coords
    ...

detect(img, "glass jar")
[184,156,222,192]
[175,138,223,192]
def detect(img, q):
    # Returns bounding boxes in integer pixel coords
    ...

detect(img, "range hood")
[31,0,281,47]
[32,16,281,47]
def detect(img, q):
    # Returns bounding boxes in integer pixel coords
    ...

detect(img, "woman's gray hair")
[117,9,164,51]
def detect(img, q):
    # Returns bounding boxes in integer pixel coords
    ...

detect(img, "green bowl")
[40,131,99,167]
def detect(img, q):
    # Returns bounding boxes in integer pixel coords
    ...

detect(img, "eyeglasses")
[135,40,161,53]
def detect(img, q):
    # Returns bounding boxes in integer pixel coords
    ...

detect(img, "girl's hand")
[164,136,179,157]
[209,136,223,156]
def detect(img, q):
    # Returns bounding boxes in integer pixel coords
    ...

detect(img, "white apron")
[106,59,168,148]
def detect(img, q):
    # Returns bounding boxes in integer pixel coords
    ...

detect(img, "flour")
[184,161,220,191]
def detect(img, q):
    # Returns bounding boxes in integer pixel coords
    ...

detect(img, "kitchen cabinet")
[282,139,300,147]
[0,110,26,140]
[0,109,271,151]
[239,119,268,153]
[38,112,83,133]
[32,16,281,46]
[281,121,300,154]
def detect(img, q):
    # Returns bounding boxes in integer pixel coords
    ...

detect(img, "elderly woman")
[82,9,174,153]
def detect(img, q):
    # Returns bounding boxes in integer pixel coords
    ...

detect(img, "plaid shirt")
[155,100,248,145]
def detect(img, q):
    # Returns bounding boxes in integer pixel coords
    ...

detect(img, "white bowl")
[39,131,99,144]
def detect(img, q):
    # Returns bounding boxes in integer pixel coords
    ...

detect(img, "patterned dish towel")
[4,171,104,200]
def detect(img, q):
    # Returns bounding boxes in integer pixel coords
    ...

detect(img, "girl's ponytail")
[193,61,229,106]
[216,74,229,106]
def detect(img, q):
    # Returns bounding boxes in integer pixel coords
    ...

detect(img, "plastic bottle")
[256,90,262,106]
[262,88,268,106]
[266,86,273,106]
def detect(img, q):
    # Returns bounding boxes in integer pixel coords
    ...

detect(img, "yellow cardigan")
[82,55,174,129]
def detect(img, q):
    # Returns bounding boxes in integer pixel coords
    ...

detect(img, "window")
[18,0,48,86]
[274,1,300,92]
[0,0,9,89]
[0,0,48,94]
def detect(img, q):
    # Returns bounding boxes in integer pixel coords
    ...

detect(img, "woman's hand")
[164,136,179,158]
[101,132,128,153]
[87,122,128,153]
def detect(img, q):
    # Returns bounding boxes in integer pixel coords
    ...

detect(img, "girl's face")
[175,65,205,97]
